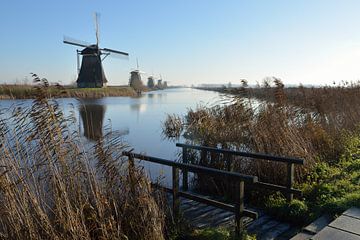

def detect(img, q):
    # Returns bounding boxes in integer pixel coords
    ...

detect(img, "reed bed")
[164,78,360,191]
[0,75,165,239]
[0,83,136,99]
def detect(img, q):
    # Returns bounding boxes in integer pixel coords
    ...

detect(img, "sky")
[1,0,360,86]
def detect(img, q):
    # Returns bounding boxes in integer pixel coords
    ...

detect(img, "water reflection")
[1,88,226,186]
[79,104,106,141]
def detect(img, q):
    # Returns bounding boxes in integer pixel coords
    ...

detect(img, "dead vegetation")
[0,83,137,99]
[0,74,165,239]
[164,78,360,188]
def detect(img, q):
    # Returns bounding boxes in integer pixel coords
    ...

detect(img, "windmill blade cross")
[102,48,129,56]
[63,36,91,48]
[94,12,100,46]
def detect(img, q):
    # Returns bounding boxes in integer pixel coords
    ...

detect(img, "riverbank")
[165,79,360,234]
[0,84,138,99]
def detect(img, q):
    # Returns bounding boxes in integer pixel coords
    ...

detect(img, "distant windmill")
[63,13,129,88]
[129,58,145,91]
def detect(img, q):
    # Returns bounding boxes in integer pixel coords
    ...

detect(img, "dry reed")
[164,78,360,189]
[0,74,165,240]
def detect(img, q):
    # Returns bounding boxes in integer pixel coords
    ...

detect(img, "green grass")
[176,228,256,240]
[265,134,360,224]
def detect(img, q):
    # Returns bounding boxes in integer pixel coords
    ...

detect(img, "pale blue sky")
[1,0,360,86]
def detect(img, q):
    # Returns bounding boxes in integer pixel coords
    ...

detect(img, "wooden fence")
[122,144,304,236]
[176,143,304,201]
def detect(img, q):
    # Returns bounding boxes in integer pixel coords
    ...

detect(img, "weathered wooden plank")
[184,205,216,219]
[181,204,203,214]
[123,151,257,183]
[211,212,235,226]
[176,143,304,164]
[172,167,180,220]
[181,147,189,191]
[312,226,360,240]
[289,231,313,240]
[191,208,226,227]
[235,181,245,236]
[303,215,332,234]
[328,215,360,235]
[287,162,294,201]
[260,223,291,240]
[179,191,235,212]
[250,220,282,236]
[252,182,302,195]
[247,216,272,232]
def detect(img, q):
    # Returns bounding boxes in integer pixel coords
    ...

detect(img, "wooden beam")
[235,181,245,237]
[122,151,258,183]
[176,143,304,165]
[173,167,180,221]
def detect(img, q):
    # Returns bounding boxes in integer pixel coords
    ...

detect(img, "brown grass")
[0,74,165,239]
[164,78,360,189]
[0,82,137,99]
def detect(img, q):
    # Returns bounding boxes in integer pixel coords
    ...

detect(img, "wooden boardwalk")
[170,195,300,240]
[123,144,304,238]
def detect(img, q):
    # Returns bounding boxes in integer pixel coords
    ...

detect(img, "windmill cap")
[81,45,99,54]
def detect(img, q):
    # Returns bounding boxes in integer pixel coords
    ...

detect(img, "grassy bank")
[0,83,137,99]
[0,75,166,239]
[165,78,360,227]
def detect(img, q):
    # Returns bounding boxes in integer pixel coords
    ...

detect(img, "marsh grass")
[164,78,360,200]
[0,74,165,239]
[0,83,136,99]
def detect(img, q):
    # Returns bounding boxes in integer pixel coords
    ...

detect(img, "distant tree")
[227,82,232,88]
[163,81,168,88]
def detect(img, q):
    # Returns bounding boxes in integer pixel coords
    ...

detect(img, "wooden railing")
[176,143,305,201]
[122,151,258,236]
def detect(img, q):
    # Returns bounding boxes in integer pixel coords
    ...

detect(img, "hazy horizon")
[1,0,360,86]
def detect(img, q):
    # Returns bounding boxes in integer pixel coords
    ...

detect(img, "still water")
[0,88,227,185]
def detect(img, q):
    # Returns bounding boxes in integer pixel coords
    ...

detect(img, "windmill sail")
[63,13,129,88]
[63,36,91,48]
[102,48,129,56]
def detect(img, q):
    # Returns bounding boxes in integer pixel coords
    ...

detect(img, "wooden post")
[182,147,189,191]
[172,166,180,221]
[235,180,244,238]
[200,149,207,165]
[128,154,136,194]
[224,153,232,200]
[287,162,294,202]
[128,154,135,171]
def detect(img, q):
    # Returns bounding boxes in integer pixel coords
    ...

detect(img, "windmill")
[129,58,145,91]
[63,13,129,88]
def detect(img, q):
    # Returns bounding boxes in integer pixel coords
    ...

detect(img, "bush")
[265,195,309,225]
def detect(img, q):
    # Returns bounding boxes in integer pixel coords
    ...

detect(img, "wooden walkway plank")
[259,223,291,240]
[288,231,313,240]
[302,215,331,234]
